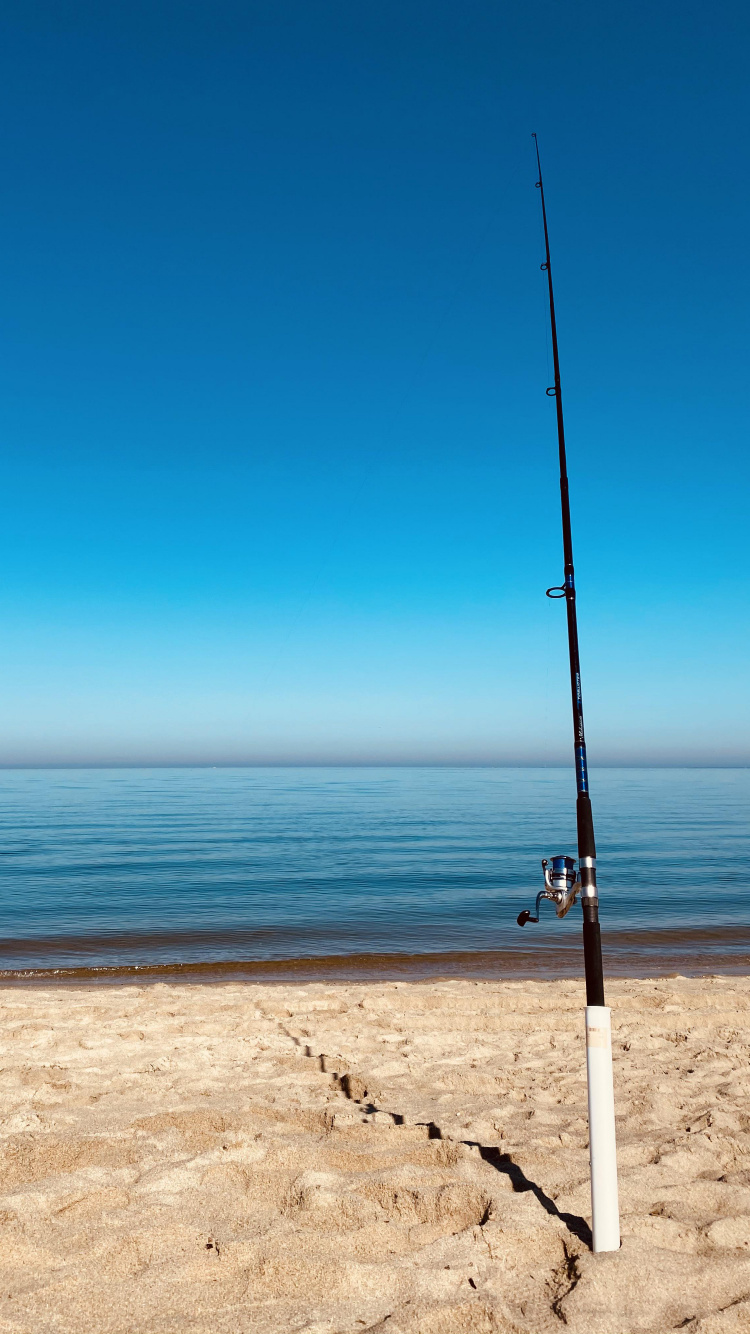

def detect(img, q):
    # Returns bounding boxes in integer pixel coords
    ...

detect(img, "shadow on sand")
[308,1053,593,1249]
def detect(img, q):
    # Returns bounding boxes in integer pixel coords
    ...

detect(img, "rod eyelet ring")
[546,586,567,598]
[546,386,557,396]
[535,181,541,188]
[540,262,548,271]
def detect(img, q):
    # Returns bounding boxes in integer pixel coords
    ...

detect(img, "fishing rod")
[517,135,620,1254]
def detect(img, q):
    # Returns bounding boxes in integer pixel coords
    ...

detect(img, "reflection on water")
[0,766,747,975]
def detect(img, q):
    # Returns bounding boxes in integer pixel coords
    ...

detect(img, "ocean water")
[0,766,747,980]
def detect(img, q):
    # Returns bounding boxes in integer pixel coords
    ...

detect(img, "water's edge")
[1,927,748,986]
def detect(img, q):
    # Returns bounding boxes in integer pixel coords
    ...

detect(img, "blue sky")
[0,0,748,765]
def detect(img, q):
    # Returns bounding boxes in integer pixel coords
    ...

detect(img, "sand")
[0,976,749,1333]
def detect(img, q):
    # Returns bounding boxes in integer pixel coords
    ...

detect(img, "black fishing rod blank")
[516,135,620,1254]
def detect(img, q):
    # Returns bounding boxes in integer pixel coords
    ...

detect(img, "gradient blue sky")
[0,0,748,765]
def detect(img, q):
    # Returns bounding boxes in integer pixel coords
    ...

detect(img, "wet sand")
[0,975,749,1332]
[4,926,750,984]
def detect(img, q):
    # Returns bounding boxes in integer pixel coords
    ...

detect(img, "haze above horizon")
[1,0,748,767]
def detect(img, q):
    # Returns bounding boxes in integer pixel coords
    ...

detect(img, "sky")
[0,0,748,766]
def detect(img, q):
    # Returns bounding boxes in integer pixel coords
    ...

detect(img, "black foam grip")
[582,903,605,1006]
[576,794,596,860]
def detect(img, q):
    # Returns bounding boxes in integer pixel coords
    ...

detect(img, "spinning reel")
[517,854,581,926]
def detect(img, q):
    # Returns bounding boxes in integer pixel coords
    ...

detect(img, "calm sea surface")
[0,767,747,980]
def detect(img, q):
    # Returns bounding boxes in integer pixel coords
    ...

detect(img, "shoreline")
[1,925,750,985]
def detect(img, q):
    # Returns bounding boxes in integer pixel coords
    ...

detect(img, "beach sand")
[0,976,749,1333]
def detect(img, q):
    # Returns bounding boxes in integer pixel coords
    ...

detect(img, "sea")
[0,766,747,982]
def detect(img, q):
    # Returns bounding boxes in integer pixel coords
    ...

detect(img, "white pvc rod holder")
[585,1005,620,1252]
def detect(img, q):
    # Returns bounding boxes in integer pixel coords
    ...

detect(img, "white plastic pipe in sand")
[585,1005,621,1252]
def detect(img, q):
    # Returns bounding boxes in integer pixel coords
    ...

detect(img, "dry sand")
[0,975,749,1333]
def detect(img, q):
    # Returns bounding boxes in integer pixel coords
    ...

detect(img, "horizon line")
[0,761,748,772]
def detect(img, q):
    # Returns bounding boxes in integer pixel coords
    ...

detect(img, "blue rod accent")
[575,744,589,794]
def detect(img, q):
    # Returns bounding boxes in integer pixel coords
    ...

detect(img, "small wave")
[1,927,749,986]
